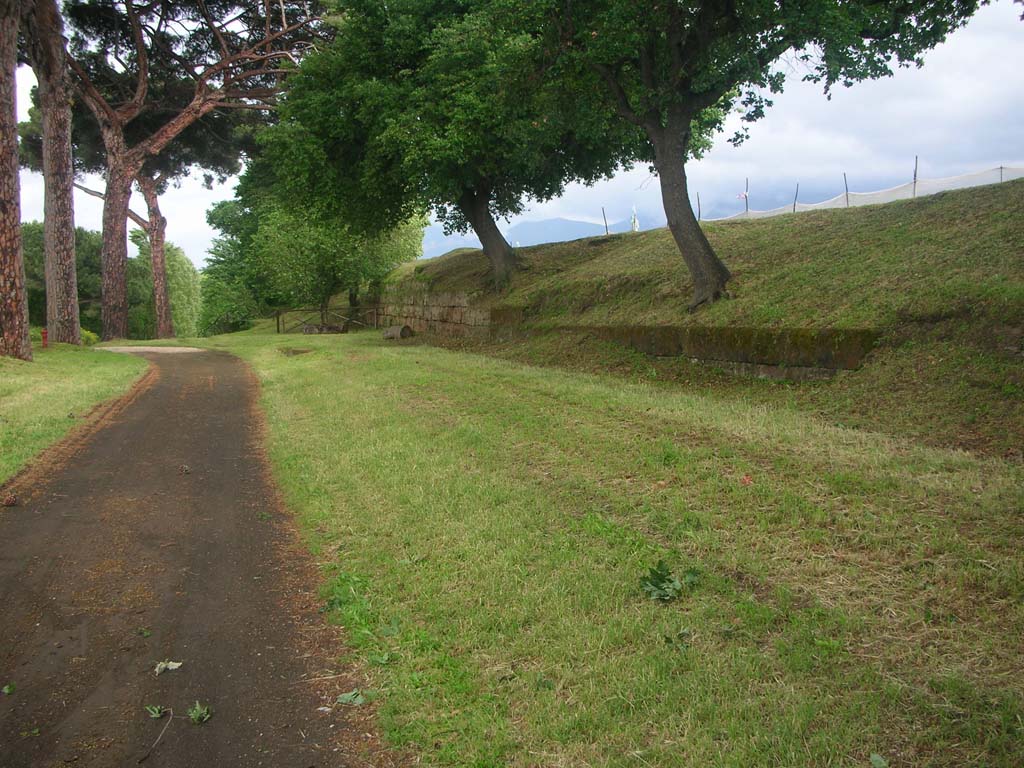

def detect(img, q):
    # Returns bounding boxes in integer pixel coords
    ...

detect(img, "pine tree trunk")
[26,0,80,345]
[137,175,174,338]
[0,2,33,361]
[100,171,133,340]
[458,187,516,289]
[651,134,731,310]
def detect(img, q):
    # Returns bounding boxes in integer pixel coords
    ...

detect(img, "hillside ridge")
[389,179,1024,335]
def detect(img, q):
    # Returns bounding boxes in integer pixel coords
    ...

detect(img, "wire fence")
[701,164,1024,223]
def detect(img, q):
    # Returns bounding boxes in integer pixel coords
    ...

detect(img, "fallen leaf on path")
[153,661,182,676]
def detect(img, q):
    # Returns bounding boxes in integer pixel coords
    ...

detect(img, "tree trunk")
[0,3,32,361]
[458,187,516,289]
[320,298,329,326]
[25,0,80,344]
[137,175,174,338]
[99,169,134,340]
[651,134,731,310]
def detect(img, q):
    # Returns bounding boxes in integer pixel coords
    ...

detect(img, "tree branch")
[590,62,645,128]
[74,181,149,228]
[117,0,150,122]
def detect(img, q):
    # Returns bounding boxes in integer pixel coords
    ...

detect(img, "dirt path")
[0,349,394,768]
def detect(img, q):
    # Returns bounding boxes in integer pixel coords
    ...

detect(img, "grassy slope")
[206,330,1023,768]
[389,181,1024,457]
[396,180,1024,331]
[0,344,147,484]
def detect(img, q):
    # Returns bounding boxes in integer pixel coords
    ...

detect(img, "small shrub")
[641,561,683,602]
[187,701,212,724]
[80,329,99,346]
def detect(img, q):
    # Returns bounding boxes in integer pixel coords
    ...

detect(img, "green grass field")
[0,344,147,485]
[203,330,1023,767]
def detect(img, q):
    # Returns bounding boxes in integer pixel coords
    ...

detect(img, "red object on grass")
[41,328,48,348]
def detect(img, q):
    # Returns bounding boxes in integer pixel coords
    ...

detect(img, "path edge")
[1,360,160,499]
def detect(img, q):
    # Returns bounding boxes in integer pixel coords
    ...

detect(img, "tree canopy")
[260,0,646,286]
[518,0,983,306]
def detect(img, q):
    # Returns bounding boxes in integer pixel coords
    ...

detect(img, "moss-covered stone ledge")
[565,325,881,370]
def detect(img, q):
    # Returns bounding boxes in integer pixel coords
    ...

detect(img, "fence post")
[844,173,850,207]
[276,310,281,334]
[912,155,918,198]
[745,178,749,215]
[696,192,701,221]
[601,207,609,236]
[1000,166,1004,183]
[792,183,799,213]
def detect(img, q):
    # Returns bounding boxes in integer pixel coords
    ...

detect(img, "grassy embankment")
[382,180,1024,457]
[203,328,1023,767]
[0,344,147,485]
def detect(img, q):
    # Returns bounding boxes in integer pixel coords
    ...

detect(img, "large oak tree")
[534,0,982,309]
[263,0,645,288]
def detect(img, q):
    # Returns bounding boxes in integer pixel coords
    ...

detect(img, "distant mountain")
[422,211,668,258]
[422,226,480,258]
[506,218,618,247]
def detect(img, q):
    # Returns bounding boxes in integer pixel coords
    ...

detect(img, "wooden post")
[276,309,281,334]
[844,173,850,207]
[912,155,918,198]
[601,207,609,236]
[696,192,701,221]
[792,183,799,213]
[1000,166,1004,183]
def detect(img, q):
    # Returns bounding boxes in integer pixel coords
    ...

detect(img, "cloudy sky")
[17,0,1024,265]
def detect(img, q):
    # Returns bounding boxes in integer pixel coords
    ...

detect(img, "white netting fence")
[706,165,1024,222]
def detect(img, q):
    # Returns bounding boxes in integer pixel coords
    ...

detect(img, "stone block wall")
[373,284,879,375]
[376,288,492,336]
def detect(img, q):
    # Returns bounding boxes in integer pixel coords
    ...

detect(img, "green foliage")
[144,705,167,719]
[187,701,212,725]
[2,683,14,695]
[129,230,202,338]
[336,689,374,706]
[20,222,197,339]
[198,274,259,336]
[263,0,642,240]
[21,222,103,333]
[540,0,981,156]
[640,560,684,602]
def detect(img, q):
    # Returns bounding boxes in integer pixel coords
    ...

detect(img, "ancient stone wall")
[373,284,879,375]
[376,288,491,336]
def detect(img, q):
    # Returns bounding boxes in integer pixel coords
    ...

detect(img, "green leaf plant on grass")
[640,560,683,601]
[336,689,375,707]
